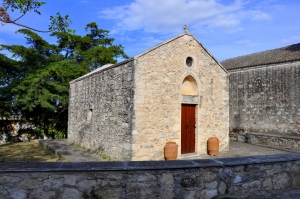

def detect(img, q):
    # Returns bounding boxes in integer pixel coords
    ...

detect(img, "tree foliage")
[0,23,128,138]
[0,0,72,33]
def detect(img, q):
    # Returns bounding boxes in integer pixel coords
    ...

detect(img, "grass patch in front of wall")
[0,142,68,162]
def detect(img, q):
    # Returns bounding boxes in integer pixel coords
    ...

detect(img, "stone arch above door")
[181,75,198,95]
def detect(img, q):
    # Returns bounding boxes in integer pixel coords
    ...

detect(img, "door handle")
[185,125,188,129]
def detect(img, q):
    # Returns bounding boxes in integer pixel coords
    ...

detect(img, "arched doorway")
[181,75,198,154]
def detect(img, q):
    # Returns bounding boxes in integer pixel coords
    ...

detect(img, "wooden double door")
[181,104,196,154]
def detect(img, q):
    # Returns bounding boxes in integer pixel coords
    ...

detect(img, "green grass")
[0,142,68,162]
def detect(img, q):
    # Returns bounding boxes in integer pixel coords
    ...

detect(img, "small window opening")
[186,57,193,67]
[88,109,93,121]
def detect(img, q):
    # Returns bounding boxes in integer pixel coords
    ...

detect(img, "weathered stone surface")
[293,173,300,189]
[64,175,77,186]
[227,62,300,135]
[219,181,226,194]
[61,188,81,199]
[177,191,196,199]
[242,180,261,195]
[97,189,123,199]
[68,32,229,161]
[0,155,300,198]
[137,174,157,182]
[160,173,174,185]
[273,173,289,190]
[161,188,175,199]
[68,61,135,161]
[205,181,217,189]
[125,182,160,199]
[77,179,97,190]
[200,189,218,199]
[18,180,39,189]
[29,190,56,199]
[263,178,273,191]
[10,190,27,199]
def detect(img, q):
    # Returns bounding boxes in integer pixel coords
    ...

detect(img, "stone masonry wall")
[228,62,300,135]
[68,60,135,161]
[132,34,229,160]
[1,154,300,199]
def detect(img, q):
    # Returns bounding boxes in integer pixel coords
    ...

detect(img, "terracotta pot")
[207,137,219,156]
[164,142,178,160]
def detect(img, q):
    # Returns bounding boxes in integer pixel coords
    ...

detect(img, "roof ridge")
[221,43,300,70]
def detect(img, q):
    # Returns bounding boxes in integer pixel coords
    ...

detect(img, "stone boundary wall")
[228,62,300,135]
[230,132,300,149]
[1,154,300,198]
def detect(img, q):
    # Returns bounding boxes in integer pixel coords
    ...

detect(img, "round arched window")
[186,57,193,67]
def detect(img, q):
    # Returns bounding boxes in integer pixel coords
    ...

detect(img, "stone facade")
[68,60,135,161]
[221,43,300,139]
[68,32,229,161]
[1,154,300,199]
[227,62,300,135]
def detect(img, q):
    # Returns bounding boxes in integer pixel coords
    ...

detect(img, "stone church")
[68,28,229,161]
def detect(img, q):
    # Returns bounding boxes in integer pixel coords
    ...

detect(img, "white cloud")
[255,0,277,9]
[99,0,271,33]
[236,39,258,47]
[141,36,163,46]
[251,11,271,21]
[281,36,300,43]
[0,39,4,45]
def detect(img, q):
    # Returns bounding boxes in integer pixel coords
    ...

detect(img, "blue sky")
[0,0,299,62]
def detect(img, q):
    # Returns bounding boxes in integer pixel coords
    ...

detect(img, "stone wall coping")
[70,58,134,84]
[1,153,300,173]
[226,60,300,73]
[247,132,300,140]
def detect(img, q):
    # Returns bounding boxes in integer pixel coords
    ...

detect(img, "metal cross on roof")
[183,24,189,33]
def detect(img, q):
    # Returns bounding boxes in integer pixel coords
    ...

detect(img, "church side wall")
[132,35,229,160]
[68,60,135,161]
[228,62,300,135]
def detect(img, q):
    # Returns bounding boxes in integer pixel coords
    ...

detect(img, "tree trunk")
[44,123,49,140]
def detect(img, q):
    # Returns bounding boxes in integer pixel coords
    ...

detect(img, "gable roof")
[71,32,228,85]
[135,32,228,73]
[221,43,300,70]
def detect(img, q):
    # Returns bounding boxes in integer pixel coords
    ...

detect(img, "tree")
[1,23,128,138]
[0,0,72,33]
[0,53,20,118]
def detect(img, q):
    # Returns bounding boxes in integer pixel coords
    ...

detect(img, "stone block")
[18,180,39,189]
[263,178,272,191]
[77,179,98,190]
[137,174,157,182]
[273,173,289,190]
[177,191,196,199]
[29,190,56,199]
[61,188,81,199]
[10,190,27,199]
[64,175,77,186]
[97,189,122,199]
[160,173,174,185]
[219,181,227,194]
[293,173,300,189]
[205,181,217,189]
[161,188,175,199]
[199,189,218,199]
